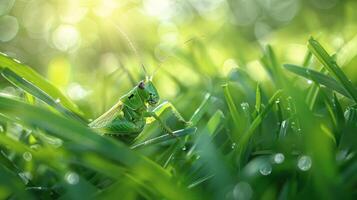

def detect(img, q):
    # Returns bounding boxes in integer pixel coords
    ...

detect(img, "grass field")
[0,0,356,199]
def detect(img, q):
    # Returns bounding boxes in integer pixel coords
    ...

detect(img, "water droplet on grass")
[55,98,61,103]
[241,102,249,110]
[64,171,79,185]
[259,163,272,175]
[23,152,32,161]
[231,143,236,149]
[273,153,285,164]
[182,146,187,151]
[298,155,312,171]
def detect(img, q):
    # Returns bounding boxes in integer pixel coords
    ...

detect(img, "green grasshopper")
[89,76,191,143]
[89,23,192,144]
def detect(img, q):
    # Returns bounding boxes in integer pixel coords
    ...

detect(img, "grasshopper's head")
[137,79,159,106]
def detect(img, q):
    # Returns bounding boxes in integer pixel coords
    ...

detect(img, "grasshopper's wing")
[89,101,123,129]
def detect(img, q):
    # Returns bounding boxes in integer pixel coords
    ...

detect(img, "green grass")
[0,36,356,200]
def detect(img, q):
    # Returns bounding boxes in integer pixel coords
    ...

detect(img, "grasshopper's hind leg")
[152,101,192,127]
[145,101,192,136]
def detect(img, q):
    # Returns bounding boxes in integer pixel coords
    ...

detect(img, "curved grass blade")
[284,64,351,98]
[0,53,82,115]
[1,68,85,122]
[308,38,357,102]
[131,127,197,150]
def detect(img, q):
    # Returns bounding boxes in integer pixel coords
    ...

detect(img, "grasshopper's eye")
[138,81,145,89]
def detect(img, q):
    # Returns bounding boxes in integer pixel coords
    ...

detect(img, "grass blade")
[308,38,357,102]
[0,53,82,115]
[284,64,351,98]
[222,83,246,134]
[237,90,283,157]
[1,68,84,122]
[255,83,261,113]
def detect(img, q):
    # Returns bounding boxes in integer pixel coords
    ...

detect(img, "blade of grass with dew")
[0,96,196,200]
[308,37,357,102]
[1,68,84,122]
[284,64,351,98]
[302,50,321,110]
[0,53,82,115]
[237,90,283,159]
[222,83,247,135]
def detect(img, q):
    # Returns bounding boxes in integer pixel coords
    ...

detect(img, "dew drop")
[30,144,41,150]
[297,155,312,171]
[182,146,187,151]
[307,80,313,84]
[231,143,236,149]
[259,163,272,176]
[233,181,253,200]
[273,153,285,164]
[241,102,249,110]
[55,98,61,103]
[64,171,79,185]
[23,151,32,162]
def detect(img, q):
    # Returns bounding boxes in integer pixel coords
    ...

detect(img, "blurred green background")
[1,0,357,113]
[0,0,356,199]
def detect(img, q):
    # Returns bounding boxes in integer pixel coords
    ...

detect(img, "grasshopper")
[89,76,191,143]
[89,23,191,143]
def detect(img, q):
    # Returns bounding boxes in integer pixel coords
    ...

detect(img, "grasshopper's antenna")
[111,22,148,76]
[150,62,163,80]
